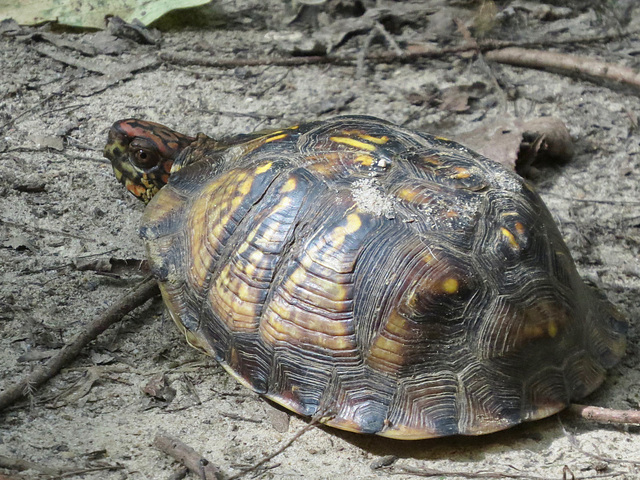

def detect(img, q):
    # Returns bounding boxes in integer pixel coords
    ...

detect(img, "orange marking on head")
[125,181,147,198]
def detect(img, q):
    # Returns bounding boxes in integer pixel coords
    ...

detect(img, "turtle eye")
[129,138,160,169]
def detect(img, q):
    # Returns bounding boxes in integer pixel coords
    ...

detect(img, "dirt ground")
[1,1,640,479]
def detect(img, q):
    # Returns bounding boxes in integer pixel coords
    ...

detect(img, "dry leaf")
[142,373,177,403]
[454,115,574,174]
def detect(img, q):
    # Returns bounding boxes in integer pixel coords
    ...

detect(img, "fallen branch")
[0,278,159,412]
[153,433,225,480]
[484,47,640,91]
[568,404,640,425]
[33,45,159,79]
[161,37,640,94]
[0,454,63,476]
[392,465,622,479]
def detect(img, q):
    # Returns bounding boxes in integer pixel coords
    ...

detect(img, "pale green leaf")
[0,0,211,29]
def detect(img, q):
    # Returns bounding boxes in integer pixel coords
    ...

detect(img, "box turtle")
[104,115,626,439]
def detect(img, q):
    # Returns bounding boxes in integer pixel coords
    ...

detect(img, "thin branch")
[160,32,640,94]
[0,454,63,475]
[0,278,159,412]
[568,404,640,425]
[391,465,623,479]
[484,47,640,90]
[227,420,318,480]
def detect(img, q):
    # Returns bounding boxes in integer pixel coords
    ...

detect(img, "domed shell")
[140,116,626,439]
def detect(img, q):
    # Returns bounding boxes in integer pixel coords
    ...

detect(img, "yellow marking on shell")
[423,156,441,165]
[514,221,525,235]
[435,136,450,141]
[232,196,243,208]
[356,154,374,166]
[237,242,250,255]
[244,262,256,277]
[367,311,406,370]
[398,187,419,202]
[422,252,434,264]
[306,162,334,176]
[249,249,263,264]
[278,196,292,209]
[327,213,362,250]
[264,133,288,143]
[330,136,377,151]
[379,424,439,440]
[244,196,291,253]
[282,177,297,192]
[326,417,368,435]
[263,301,352,349]
[345,213,362,233]
[246,228,257,243]
[524,323,546,339]
[501,227,519,249]
[211,212,231,240]
[547,320,558,338]
[300,252,315,269]
[358,134,389,144]
[237,282,253,301]
[289,266,307,285]
[239,178,254,195]
[442,278,459,294]
[218,264,231,287]
[286,264,350,303]
[453,167,471,178]
[212,264,260,324]
[255,162,273,174]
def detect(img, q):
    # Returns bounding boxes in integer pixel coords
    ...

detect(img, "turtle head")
[104,119,196,203]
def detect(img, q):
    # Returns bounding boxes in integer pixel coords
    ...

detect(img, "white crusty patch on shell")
[350,178,395,217]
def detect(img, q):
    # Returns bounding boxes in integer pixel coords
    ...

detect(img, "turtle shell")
[139,116,626,439]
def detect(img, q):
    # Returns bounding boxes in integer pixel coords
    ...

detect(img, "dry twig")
[160,32,640,94]
[391,465,623,479]
[568,404,640,425]
[0,278,159,412]
[0,454,62,476]
[484,48,640,91]
[227,420,318,480]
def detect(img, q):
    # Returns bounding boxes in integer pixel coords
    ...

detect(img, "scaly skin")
[104,119,196,203]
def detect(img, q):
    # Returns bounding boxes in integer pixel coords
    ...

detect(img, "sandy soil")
[1,1,639,479]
